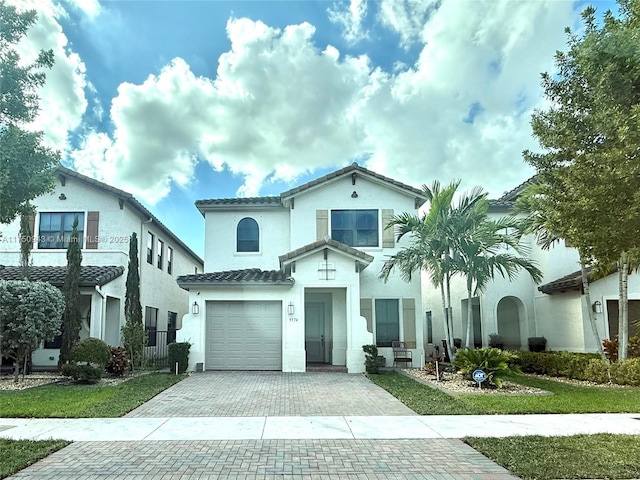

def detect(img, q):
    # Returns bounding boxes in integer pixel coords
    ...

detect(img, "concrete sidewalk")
[1,413,639,442]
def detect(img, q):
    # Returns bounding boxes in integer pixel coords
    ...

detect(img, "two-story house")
[0,166,203,369]
[177,163,428,373]
[423,178,640,355]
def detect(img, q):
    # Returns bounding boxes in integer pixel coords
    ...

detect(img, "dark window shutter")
[86,211,99,249]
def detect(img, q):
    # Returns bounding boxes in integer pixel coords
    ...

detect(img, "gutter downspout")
[94,285,106,339]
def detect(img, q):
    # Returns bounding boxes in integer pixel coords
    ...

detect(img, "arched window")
[237,217,259,252]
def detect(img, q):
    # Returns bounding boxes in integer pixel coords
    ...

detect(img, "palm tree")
[453,216,543,347]
[380,180,486,361]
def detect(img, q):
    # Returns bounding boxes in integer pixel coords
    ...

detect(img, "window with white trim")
[237,217,259,252]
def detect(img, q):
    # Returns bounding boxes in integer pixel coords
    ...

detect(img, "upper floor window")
[237,217,259,252]
[331,209,378,247]
[147,232,154,264]
[157,239,164,269]
[167,247,173,274]
[38,212,84,249]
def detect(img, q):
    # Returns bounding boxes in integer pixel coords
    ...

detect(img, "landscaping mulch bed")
[402,368,551,395]
[0,371,152,391]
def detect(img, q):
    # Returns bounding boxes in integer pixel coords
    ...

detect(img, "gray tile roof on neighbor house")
[177,269,294,287]
[538,267,597,295]
[279,237,374,268]
[280,162,428,207]
[57,166,203,266]
[0,265,125,287]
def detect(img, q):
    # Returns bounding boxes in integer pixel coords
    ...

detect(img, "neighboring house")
[423,178,639,356]
[0,166,203,369]
[177,163,428,373]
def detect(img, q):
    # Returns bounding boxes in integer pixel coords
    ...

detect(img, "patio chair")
[391,341,413,368]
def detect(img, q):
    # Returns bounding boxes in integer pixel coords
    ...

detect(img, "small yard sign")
[472,369,486,389]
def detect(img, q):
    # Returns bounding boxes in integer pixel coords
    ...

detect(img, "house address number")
[289,317,299,322]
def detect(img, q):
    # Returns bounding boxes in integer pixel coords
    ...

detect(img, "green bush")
[514,351,600,379]
[60,363,103,383]
[453,348,520,388]
[72,338,111,367]
[362,344,379,374]
[584,358,611,383]
[612,358,640,386]
[167,342,190,374]
[106,346,130,376]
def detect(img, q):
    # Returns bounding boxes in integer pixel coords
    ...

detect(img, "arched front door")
[497,296,523,350]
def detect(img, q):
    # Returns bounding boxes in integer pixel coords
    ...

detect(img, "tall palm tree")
[453,216,543,347]
[380,180,486,361]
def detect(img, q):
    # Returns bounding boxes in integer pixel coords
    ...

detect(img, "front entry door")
[305,302,325,363]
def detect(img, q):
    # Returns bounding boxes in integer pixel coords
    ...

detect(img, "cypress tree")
[59,216,82,367]
[122,233,145,368]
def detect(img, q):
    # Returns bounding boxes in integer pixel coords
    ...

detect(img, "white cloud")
[64,0,102,19]
[361,0,578,197]
[328,0,369,43]
[74,18,373,202]
[378,0,438,48]
[7,0,89,153]
[72,1,580,203]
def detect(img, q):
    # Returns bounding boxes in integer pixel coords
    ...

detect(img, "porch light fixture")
[592,300,603,314]
[288,302,294,316]
[351,191,358,198]
[192,301,199,315]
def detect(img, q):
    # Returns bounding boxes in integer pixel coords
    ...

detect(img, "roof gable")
[279,237,374,270]
[56,166,203,265]
[280,163,427,208]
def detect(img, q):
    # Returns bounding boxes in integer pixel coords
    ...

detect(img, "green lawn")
[465,434,640,480]
[0,373,185,418]
[368,371,640,414]
[0,439,69,480]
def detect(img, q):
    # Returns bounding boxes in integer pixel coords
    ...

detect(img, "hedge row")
[513,350,640,386]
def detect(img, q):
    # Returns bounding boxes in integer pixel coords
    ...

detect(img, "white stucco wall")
[0,172,203,367]
[203,207,290,272]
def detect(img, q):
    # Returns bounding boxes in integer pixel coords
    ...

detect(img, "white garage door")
[205,301,282,370]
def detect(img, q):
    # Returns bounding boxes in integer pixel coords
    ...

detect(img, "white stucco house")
[0,166,203,369]
[177,163,428,373]
[424,178,639,356]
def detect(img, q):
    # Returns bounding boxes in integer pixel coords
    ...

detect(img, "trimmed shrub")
[513,351,599,380]
[453,347,520,388]
[362,344,379,374]
[528,336,547,352]
[72,337,111,367]
[106,346,130,376]
[61,363,103,383]
[612,357,640,386]
[168,342,191,374]
[584,358,611,384]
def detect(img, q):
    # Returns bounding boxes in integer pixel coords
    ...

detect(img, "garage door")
[206,301,282,370]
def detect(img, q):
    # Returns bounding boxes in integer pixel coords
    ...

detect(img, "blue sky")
[9,0,616,257]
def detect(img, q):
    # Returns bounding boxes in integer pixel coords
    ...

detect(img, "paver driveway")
[126,371,416,417]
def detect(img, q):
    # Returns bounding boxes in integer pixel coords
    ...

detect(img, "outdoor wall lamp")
[288,302,294,315]
[592,300,603,314]
[192,301,199,315]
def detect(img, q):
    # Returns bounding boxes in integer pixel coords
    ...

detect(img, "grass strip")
[0,373,185,418]
[367,371,484,414]
[0,439,69,479]
[460,374,640,414]
[465,434,640,480]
